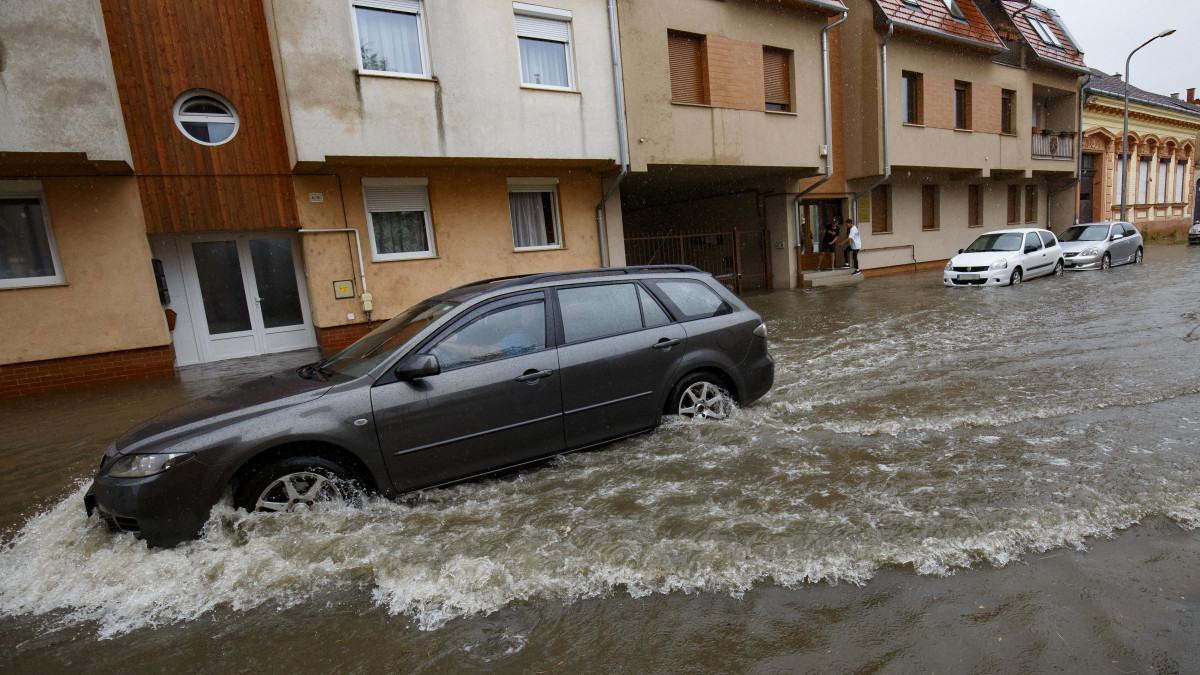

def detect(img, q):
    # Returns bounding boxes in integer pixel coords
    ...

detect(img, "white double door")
[154,233,316,366]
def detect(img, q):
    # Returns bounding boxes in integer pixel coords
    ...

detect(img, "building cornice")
[1084,102,1200,133]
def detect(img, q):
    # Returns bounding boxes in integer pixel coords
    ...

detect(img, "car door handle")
[515,369,553,382]
[652,338,682,350]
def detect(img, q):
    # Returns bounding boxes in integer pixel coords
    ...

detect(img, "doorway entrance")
[151,233,316,366]
[1079,153,1098,223]
[797,199,844,271]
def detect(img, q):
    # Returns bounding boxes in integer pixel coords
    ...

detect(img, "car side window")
[558,283,644,343]
[646,279,731,321]
[428,300,546,371]
[1039,230,1056,248]
[638,285,671,328]
[1124,224,1137,237]
[1025,233,1042,251]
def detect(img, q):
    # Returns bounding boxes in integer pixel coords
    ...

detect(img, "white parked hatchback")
[944,228,1065,287]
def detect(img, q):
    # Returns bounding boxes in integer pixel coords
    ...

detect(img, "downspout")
[595,0,629,268]
[296,227,370,318]
[1048,72,1091,232]
[792,10,849,248]
[851,21,892,225]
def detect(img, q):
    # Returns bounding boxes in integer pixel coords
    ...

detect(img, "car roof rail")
[489,265,705,290]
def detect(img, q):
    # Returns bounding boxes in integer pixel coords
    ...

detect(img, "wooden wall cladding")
[100,0,295,232]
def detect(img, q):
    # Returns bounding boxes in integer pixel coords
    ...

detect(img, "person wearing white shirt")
[844,219,861,274]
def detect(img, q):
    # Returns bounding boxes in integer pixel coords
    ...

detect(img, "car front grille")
[951,278,988,286]
[1064,252,1079,258]
[952,266,989,273]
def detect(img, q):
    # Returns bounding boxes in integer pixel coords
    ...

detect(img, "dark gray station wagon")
[86,266,774,546]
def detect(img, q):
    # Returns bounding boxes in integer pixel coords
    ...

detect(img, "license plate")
[957,273,979,281]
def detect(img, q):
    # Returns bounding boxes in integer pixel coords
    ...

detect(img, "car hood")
[950,251,1014,267]
[114,369,334,453]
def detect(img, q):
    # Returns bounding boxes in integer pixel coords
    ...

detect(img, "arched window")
[172,90,239,146]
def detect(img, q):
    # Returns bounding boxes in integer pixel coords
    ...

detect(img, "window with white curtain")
[508,178,562,250]
[1138,157,1151,204]
[514,3,573,89]
[1176,162,1187,202]
[353,0,427,77]
[1158,160,1169,203]
[0,181,65,289]
[362,178,435,260]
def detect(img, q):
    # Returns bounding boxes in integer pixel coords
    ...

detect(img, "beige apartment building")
[1079,70,1198,237]
[839,0,1086,271]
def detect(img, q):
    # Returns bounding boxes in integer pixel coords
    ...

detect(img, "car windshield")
[1059,225,1110,242]
[964,233,1022,253]
[311,299,460,379]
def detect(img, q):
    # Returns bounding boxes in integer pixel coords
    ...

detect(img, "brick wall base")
[316,322,375,354]
[0,345,176,398]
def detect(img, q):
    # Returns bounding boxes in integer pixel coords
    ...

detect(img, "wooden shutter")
[1007,185,1019,224]
[871,185,890,234]
[922,185,938,231]
[968,185,982,227]
[1025,185,1038,222]
[668,31,707,104]
[763,47,790,111]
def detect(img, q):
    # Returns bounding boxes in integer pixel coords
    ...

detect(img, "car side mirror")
[958,248,964,254]
[395,353,440,381]
[1111,234,1124,240]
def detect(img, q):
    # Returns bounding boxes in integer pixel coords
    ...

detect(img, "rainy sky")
[1046,0,1199,97]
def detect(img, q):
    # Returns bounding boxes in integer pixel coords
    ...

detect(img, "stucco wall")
[0,178,168,364]
[269,0,620,165]
[0,0,130,164]
[617,0,830,172]
[296,166,605,327]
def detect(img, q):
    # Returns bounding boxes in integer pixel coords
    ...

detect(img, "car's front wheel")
[235,456,360,513]
[1101,253,1111,270]
[1052,260,1064,277]
[671,373,732,420]
[1009,268,1023,286]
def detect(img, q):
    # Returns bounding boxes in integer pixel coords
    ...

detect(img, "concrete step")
[800,268,864,288]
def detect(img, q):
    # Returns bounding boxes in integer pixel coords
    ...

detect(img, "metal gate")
[624,230,771,295]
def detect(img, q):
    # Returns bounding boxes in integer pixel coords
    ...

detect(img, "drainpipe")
[1047,72,1091,232]
[297,227,369,317]
[792,10,849,249]
[851,21,893,225]
[595,0,629,268]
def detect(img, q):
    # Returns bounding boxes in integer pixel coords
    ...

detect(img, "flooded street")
[4,243,1200,672]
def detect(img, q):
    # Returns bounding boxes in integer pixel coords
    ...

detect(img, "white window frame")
[513,2,575,91]
[361,177,436,261]
[172,90,240,147]
[1027,17,1064,48]
[1176,161,1187,203]
[350,0,431,79]
[0,181,66,289]
[508,177,564,251]
[901,0,921,7]
[941,0,966,20]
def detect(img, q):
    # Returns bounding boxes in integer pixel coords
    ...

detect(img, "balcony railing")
[1032,131,1075,160]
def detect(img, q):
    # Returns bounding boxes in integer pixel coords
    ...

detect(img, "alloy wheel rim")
[256,471,343,512]
[679,382,728,419]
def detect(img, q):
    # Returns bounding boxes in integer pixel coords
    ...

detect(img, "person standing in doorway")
[820,219,838,270]
[843,219,861,274]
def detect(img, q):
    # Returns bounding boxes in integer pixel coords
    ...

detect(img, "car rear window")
[646,279,731,321]
[1039,230,1057,247]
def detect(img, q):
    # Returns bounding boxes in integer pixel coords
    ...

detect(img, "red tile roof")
[999,1,1087,72]
[873,0,1004,50]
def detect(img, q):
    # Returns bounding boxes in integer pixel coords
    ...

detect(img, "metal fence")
[624,230,770,295]
[1032,132,1075,160]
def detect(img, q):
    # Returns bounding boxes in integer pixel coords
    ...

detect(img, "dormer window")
[941,0,966,20]
[902,0,921,7]
[1028,17,1064,48]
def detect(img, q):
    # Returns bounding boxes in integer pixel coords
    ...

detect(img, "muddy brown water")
[3,244,1200,672]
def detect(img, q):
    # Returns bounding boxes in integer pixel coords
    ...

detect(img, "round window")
[172,90,239,146]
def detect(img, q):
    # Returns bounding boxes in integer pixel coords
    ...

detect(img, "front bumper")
[943,269,1011,286]
[1189,231,1200,245]
[1063,253,1103,269]
[85,456,229,547]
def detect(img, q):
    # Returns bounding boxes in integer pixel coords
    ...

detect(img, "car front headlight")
[1190,224,1200,234]
[945,260,954,271]
[107,453,194,478]
[1082,246,1100,256]
[989,259,1008,270]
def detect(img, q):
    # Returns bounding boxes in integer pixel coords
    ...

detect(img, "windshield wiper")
[298,358,333,381]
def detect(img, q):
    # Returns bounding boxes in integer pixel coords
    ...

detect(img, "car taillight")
[753,323,767,338]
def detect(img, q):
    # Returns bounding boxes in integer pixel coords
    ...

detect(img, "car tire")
[1009,268,1022,286]
[671,373,732,420]
[1134,247,1143,264]
[234,456,361,513]
[1101,253,1111,270]
[1052,260,1064,277]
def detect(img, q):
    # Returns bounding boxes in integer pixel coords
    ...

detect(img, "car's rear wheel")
[1134,247,1143,264]
[1052,260,1064,277]
[235,456,359,513]
[1101,253,1111,270]
[672,373,732,420]
[1009,268,1022,286]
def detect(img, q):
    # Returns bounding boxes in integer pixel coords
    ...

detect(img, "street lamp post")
[1121,29,1175,222]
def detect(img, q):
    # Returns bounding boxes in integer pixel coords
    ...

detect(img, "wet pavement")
[3,243,1200,672]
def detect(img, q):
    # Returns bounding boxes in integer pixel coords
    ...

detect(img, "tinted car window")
[558,284,643,343]
[429,300,546,370]
[1025,233,1042,251]
[647,280,730,320]
[1039,230,1057,247]
[1124,224,1138,237]
[639,285,671,328]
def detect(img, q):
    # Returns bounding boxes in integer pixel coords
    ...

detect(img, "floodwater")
[4,244,1200,672]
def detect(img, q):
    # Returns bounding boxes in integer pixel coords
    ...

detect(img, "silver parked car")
[1058,222,1143,270]
[86,266,774,547]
